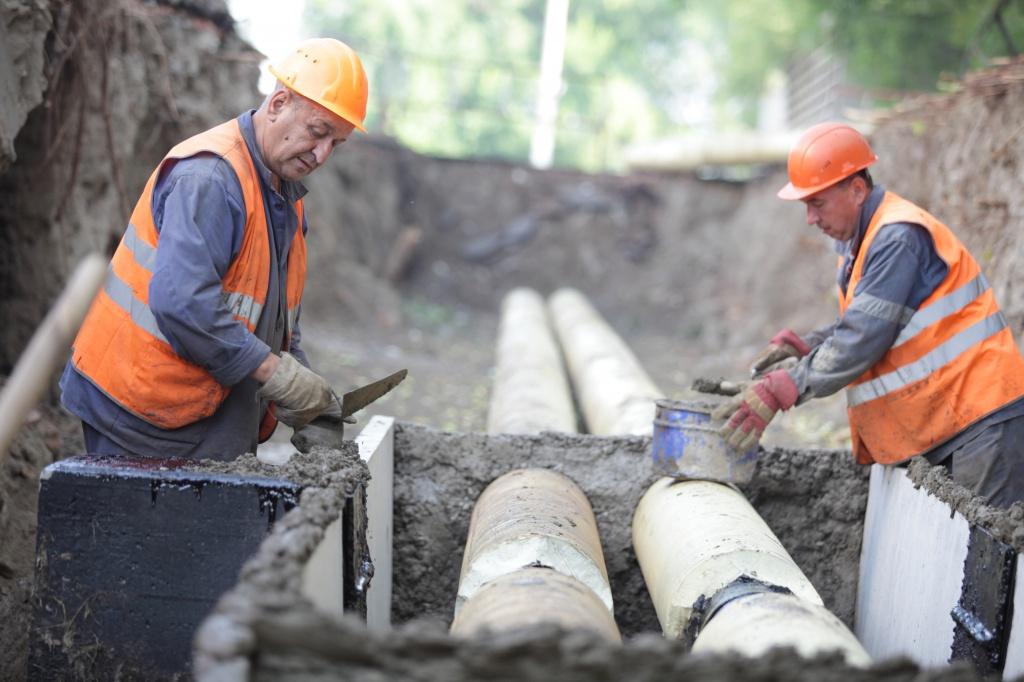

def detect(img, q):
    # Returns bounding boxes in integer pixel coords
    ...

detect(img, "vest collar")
[237,110,309,204]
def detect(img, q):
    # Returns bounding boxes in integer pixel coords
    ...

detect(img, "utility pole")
[530,0,569,169]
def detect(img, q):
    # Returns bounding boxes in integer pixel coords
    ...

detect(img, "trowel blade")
[341,369,408,418]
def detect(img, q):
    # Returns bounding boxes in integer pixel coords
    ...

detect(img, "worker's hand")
[750,329,811,377]
[257,353,335,429]
[711,369,799,452]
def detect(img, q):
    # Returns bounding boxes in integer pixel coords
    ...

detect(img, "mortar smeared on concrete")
[906,458,1024,552]
[199,444,364,490]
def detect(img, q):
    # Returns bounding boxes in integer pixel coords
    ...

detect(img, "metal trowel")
[292,369,408,452]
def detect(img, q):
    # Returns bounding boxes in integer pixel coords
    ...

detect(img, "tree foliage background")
[305,0,1024,170]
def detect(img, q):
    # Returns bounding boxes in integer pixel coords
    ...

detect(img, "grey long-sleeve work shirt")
[60,111,310,459]
[787,184,1024,461]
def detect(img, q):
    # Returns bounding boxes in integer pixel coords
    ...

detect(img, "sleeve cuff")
[212,335,271,387]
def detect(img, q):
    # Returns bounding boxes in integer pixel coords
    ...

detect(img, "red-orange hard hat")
[777,122,877,200]
[269,38,369,132]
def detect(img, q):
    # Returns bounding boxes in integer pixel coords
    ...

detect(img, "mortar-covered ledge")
[904,458,1024,550]
[193,443,370,680]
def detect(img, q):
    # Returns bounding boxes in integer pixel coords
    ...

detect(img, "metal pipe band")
[632,477,822,639]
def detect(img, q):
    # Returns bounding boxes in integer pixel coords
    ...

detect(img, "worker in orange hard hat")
[714,122,1024,508]
[60,38,371,460]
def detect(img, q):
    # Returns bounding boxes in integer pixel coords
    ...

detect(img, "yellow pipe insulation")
[632,477,869,664]
[547,288,661,436]
[486,287,577,435]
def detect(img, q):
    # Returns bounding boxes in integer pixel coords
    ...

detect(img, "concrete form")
[455,468,613,615]
[633,477,869,664]
[30,457,304,679]
[548,287,662,436]
[487,287,577,434]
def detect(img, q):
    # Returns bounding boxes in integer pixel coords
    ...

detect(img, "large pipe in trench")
[486,287,577,435]
[633,477,869,665]
[547,288,662,436]
[450,468,619,642]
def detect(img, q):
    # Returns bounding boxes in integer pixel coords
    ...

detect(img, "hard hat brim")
[777,155,879,201]
[267,65,368,133]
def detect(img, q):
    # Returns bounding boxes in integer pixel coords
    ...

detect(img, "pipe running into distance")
[547,288,662,436]
[632,477,869,665]
[486,287,577,435]
[451,469,619,641]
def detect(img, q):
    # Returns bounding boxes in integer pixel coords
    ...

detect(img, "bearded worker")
[60,38,368,460]
[714,122,1024,508]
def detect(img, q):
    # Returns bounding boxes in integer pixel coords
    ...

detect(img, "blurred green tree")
[303,0,1024,166]
[304,0,688,170]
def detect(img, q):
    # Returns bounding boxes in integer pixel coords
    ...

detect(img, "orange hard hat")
[777,122,877,200]
[268,38,369,132]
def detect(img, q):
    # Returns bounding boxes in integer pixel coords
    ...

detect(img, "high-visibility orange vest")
[839,191,1024,464]
[71,119,307,429]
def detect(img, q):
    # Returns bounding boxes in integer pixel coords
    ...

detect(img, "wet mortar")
[391,422,870,633]
[195,422,992,681]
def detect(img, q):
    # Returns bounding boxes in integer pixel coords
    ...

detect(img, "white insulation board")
[1003,558,1024,678]
[855,464,970,666]
[356,416,395,632]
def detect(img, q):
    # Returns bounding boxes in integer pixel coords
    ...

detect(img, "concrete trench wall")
[188,420,997,681]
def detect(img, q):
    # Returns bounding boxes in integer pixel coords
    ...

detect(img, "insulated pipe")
[455,469,613,615]
[633,478,869,664]
[486,287,577,435]
[692,591,870,665]
[547,288,661,436]
[450,567,620,642]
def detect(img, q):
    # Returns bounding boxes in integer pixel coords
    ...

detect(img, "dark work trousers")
[932,414,1024,508]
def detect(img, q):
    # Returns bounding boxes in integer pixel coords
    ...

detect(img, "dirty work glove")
[750,329,811,377]
[258,353,335,429]
[711,369,799,452]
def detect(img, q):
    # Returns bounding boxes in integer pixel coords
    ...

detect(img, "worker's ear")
[851,176,869,207]
[266,88,292,121]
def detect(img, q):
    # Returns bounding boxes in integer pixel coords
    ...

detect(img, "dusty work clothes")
[786,186,1024,502]
[61,111,310,460]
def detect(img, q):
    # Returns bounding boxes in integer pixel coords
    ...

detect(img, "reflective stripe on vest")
[847,310,1008,407]
[70,119,308,429]
[838,191,1024,464]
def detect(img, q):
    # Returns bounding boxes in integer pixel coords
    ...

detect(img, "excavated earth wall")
[0,0,257,372]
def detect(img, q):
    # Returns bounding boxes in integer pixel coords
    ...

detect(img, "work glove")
[257,353,336,429]
[711,369,799,452]
[750,329,811,377]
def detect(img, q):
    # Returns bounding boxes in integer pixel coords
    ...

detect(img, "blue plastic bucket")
[651,398,759,484]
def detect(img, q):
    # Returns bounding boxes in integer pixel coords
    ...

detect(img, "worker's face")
[262,89,356,182]
[802,176,868,242]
